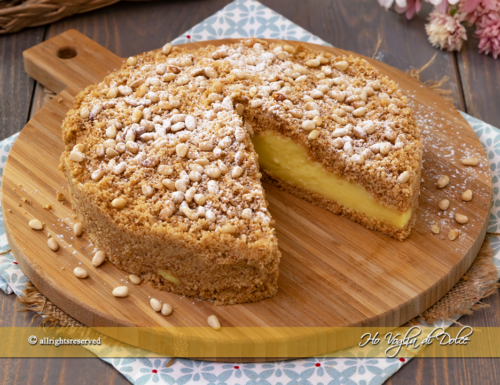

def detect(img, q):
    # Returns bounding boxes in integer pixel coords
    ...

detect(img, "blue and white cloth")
[1,1,499,384]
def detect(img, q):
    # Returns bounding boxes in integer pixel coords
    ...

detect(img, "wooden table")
[0,0,498,383]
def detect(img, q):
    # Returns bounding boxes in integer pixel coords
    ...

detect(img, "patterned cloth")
[0,1,499,384]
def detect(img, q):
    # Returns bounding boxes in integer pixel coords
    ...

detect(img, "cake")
[60,38,422,304]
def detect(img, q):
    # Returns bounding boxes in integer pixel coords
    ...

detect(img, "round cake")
[60,38,422,305]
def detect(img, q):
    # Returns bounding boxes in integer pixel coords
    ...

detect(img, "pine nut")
[462,190,473,202]
[232,166,243,178]
[235,103,245,116]
[150,298,162,312]
[185,115,197,131]
[308,130,320,140]
[194,194,206,206]
[221,224,236,234]
[455,213,468,224]
[74,267,88,279]
[205,166,221,179]
[136,84,148,97]
[127,274,140,285]
[207,315,221,330]
[305,58,321,67]
[241,208,252,220]
[397,171,410,184]
[437,175,450,188]
[302,120,316,131]
[431,224,440,234]
[111,198,127,209]
[162,43,172,55]
[73,222,83,237]
[171,191,184,204]
[112,286,129,298]
[333,61,349,71]
[448,229,459,241]
[218,136,232,149]
[69,151,84,162]
[250,99,264,108]
[73,143,85,152]
[163,73,176,82]
[80,107,90,119]
[91,169,105,181]
[92,251,106,267]
[204,67,218,78]
[353,107,367,117]
[107,87,119,98]
[176,143,188,157]
[158,165,174,175]
[126,56,137,66]
[290,109,303,118]
[29,219,43,230]
[161,303,173,316]
[461,157,478,166]
[160,205,175,220]
[47,238,59,251]
[439,199,450,210]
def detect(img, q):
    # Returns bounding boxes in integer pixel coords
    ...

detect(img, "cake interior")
[252,131,412,229]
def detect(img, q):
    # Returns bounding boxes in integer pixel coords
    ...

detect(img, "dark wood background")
[0,0,499,383]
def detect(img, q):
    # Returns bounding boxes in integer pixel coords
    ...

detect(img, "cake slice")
[226,40,422,241]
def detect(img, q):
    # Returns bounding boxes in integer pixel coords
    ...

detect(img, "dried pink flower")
[460,0,499,25]
[395,0,422,19]
[476,13,500,58]
[425,10,468,51]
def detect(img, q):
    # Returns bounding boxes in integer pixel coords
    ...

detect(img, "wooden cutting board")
[1,30,491,355]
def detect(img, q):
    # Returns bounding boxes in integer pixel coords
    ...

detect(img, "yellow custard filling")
[252,131,412,229]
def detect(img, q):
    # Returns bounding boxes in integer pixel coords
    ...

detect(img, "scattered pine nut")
[461,190,473,202]
[437,175,450,188]
[29,219,43,230]
[431,225,440,234]
[47,238,59,251]
[111,198,127,209]
[74,222,83,237]
[461,157,478,166]
[129,274,141,284]
[448,229,459,240]
[207,315,221,330]
[92,251,106,267]
[221,224,236,234]
[150,298,162,312]
[455,213,468,224]
[43,204,52,210]
[112,286,129,297]
[308,130,320,140]
[74,267,88,279]
[438,199,450,210]
[161,303,173,316]
[397,171,410,184]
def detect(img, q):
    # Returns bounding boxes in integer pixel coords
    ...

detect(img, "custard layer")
[252,132,412,229]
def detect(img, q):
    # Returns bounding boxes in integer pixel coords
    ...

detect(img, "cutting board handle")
[23,29,124,96]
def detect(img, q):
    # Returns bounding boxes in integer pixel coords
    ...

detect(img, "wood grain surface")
[0,27,492,359]
[0,0,499,383]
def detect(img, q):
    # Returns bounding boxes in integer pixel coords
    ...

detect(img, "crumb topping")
[61,38,422,240]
